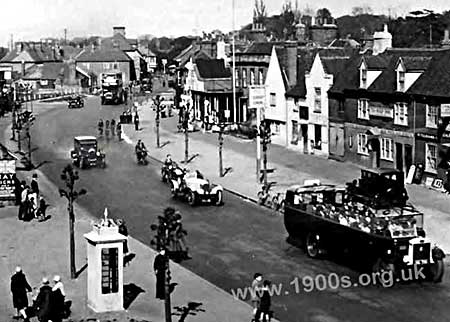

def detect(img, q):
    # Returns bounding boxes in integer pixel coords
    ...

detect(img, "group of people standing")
[11,266,66,322]
[251,273,273,322]
[16,173,48,222]
[97,118,122,141]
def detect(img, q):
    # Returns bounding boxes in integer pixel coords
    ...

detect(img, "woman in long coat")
[35,278,52,322]
[10,267,32,318]
[153,249,167,300]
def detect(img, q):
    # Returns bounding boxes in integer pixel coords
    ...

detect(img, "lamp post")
[155,96,162,148]
[59,164,87,279]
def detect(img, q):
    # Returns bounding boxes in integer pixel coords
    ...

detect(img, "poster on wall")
[0,160,16,200]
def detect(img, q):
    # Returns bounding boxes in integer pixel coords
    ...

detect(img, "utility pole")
[183,106,189,163]
[262,131,268,187]
[59,165,87,279]
[232,0,236,123]
[11,84,17,141]
[218,124,225,177]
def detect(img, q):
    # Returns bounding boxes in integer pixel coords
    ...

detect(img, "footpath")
[123,101,450,256]
[0,104,259,321]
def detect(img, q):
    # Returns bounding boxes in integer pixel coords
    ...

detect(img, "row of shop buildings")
[175,25,450,185]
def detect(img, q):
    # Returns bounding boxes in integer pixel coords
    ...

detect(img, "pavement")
[123,98,450,255]
[0,102,262,322]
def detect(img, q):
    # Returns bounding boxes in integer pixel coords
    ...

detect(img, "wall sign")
[441,104,450,118]
[0,160,15,200]
[369,105,393,118]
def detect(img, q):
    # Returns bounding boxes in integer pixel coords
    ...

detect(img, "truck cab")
[101,72,124,105]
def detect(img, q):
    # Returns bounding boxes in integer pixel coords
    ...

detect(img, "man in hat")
[153,249,167,300]
[30,173,39,197]
[10,266,32,320]
[35,277,52,322]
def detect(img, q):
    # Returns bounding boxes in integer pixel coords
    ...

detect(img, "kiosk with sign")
[0,144,17,204]
[84,208,127,312]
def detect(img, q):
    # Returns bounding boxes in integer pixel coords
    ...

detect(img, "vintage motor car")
[68,95,84,109]
[169,168,223,206]
[284,181,444,282]
[347,168,409,208]
[70,136,106,169]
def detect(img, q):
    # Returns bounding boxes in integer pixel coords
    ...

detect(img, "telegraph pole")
[11,84,17,141]
[156,96,161,148]
[183,106,189,163]
[218,124,225,177]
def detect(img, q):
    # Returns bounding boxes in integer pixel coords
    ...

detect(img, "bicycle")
[257,182,276,208]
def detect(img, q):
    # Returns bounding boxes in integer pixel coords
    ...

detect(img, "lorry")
[284,169,445,283]
[101,72,124,105]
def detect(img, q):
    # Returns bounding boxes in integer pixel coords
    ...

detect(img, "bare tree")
[254,0,267,20]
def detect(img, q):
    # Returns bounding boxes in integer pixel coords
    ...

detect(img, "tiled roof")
[1,43,59,63]
[75,48,131,62]
[245,42,283,55]
[401,56,433,71]
[22,62,65,80]
[195,59,231,79]
[100,34,137,51]
[363,55,391,69]
[321,57,349,75]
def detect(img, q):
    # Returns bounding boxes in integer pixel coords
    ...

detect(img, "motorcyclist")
[135,139,147,163]
[164,154,173,167]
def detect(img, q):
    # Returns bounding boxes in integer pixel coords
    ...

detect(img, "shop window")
[426,104,439,128]
[235,69,240,87]
[394,102,408,126]
[381,138,393,161]
[425,143,437,173]
[357,133,369,155]
[250,69,255,85]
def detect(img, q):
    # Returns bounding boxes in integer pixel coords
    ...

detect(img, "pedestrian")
[14,176,22,206]
[111,119,116,136]
[116,219,129,255]
[49,275,65,322]
[153,249,167,300]
[27,195,38,220]
[30,173,39,197]
[18,181,27,220]
[98,119,104,136]
[251,273,263,321]
[124,88,128,104]
[105,120,110,140]
[256,280,272,322]
[10,266,32,321]
[34,277,52,322]
[36,197,49,222]
[116,122,122,141]
[134,112,140,131]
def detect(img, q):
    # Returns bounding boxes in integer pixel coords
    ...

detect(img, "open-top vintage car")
[68,95,84,109]
[169,168,223,206]
[70,136,106,169]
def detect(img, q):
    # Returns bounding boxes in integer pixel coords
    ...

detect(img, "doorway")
[405,144,413,173]
[370,138,380,168]
[301,124,308,153]
[396,142,403,172]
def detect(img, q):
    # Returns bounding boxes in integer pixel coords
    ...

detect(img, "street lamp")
[59,164,87,279]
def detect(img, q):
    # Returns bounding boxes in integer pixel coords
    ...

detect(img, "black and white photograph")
[0,0,449,321]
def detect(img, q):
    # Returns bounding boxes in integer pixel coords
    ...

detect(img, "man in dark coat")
[134,112,140,131]
[153,249,167,300]
[30,173,39,196]
[35,277,52,322]
[49,275,65,322]
[14,176,22,206]
[10,266,32,319]
[256,280,272,322]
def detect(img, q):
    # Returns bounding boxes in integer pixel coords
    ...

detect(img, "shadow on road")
[173,301,205,322]
[123,283,145,309]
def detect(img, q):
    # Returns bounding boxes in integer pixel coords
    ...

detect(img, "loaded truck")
[101,72,124,105]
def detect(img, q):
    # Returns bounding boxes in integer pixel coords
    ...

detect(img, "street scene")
[1,1,450,322]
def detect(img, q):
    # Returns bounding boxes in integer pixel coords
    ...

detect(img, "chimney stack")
[284,41,298,87]
[113,26,126,37]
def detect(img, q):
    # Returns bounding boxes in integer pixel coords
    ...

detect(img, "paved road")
[27,96,450,322]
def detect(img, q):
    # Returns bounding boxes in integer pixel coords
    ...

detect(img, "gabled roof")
[22,62,65,80]
[195,59,231,79]
[274,47,289,89]
[75,49,132,62]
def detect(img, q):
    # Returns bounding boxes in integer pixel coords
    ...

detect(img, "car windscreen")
[78,141,97,150]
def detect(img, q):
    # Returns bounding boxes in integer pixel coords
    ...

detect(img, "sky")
[1,0,450,47]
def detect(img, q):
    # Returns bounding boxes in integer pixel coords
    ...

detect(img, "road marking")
[122,132,133,145]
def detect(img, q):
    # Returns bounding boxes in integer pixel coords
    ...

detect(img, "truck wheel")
[187,190,196,206]
[372,258,395,286]
[80,159,87,169]
[214,190,223,206]
[305,233,322,259]
[427,259,444,283]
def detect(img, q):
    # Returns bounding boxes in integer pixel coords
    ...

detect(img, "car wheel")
[426,259,444,283]
[215,190,223,206]
[73,159,80,168]
[187,190,196,206]
[305,233,322,259]
[80,159,87,169]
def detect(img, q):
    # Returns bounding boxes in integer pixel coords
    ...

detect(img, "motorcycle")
[136,149,148,165]
[161,162,178,183]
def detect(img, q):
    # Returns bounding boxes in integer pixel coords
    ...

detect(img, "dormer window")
[361,68,367,88]
[398,71,405,92]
